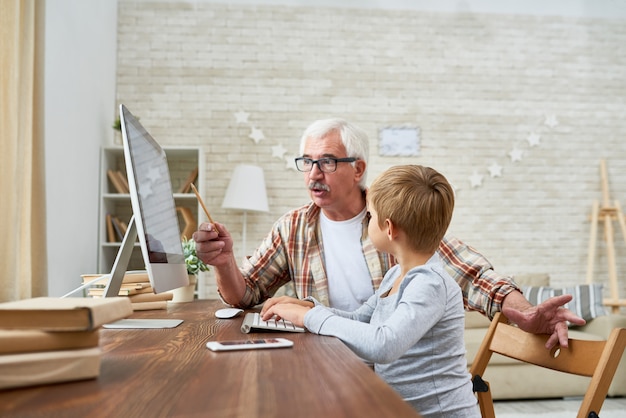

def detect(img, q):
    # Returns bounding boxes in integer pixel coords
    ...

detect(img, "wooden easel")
[585,160,626,313]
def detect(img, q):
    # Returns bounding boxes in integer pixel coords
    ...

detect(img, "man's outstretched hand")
[502,293,586,349]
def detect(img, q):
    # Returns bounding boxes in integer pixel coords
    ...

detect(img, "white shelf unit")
[98,146,204,274]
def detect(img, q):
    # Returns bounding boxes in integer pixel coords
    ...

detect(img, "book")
[88,287,140,297]
[0,297,133,331]
[81,271,151,285]
[131,301,168,311]
[128,292,173,303]
[0,347,101,390]
[177,167,199,193]
[107,169,128,194]
[85,279,151,290]
[106,213,116,242]
[110,216,125,241]
[0,329,99,355]
[114,170,130,193]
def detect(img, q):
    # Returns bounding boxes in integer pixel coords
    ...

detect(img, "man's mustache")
[308,182,330,192]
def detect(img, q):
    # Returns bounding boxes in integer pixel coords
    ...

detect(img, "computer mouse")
[215,308,244,319]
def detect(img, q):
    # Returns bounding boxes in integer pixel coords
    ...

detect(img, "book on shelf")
[0,297,133,331]
[107,169,129,194]
[110,216,125,241]
[118,219,128,236]
[0,347,101,390]
[105,215,129,242]
[0,329,99,355]
[115,170,130,193]
[177,166,199,193]
[106,213,117,242]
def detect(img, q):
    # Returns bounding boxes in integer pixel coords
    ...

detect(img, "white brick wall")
[116,1,626,308]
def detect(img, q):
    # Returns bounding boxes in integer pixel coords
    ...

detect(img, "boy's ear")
[385,219,397,240]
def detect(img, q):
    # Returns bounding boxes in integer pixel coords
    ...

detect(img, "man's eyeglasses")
[294,157,357,173]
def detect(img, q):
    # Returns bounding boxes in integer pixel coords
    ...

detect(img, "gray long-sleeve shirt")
[304,254,480,418]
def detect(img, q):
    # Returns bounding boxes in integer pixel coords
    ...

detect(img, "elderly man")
[194,118,584,348]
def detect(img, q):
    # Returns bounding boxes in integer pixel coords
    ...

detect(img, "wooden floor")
[494,397,626,417]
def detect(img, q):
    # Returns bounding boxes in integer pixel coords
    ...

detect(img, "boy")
[262,165,479,417]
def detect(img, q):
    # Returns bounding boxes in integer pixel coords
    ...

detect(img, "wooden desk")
[0,300,420,417]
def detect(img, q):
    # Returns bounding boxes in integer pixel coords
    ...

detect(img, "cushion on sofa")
[522,283,607,322]
[512,273,550,288]
[465,311,491,329]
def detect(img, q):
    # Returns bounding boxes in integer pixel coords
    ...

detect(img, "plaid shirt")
[236,201,519,319]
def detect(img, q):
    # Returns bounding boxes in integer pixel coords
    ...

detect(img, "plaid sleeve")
[438,236,521,319]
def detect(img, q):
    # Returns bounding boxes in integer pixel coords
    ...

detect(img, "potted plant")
[183,237,209,276]
[171,238,209,302]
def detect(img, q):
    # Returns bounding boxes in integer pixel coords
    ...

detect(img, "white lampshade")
[222,164,269,212]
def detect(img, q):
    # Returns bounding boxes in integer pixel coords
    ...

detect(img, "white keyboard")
[241,312,305,334]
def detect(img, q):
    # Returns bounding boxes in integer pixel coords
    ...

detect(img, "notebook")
[241,313,305,333]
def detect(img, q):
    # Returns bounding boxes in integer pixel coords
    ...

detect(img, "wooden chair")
[469,312,626,418]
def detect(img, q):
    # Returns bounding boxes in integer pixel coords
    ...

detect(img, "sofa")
[464,273,626,400]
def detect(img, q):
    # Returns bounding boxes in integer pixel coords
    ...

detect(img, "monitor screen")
[104,105,188,297]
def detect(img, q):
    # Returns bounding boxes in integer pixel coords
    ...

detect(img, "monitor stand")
[103,216,184,329]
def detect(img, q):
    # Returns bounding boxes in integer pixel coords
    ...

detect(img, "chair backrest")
[469,312,626,418]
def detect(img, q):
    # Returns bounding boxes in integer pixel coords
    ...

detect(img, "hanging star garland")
[508,147,524,162]
[526,132,541,147]
[249,127,265,144]
[233,111,299,171]
[234,110,250,124]
[488,162,503,178]
[271,144,287,159]
[466,113,559,189]
[470,171,484,188]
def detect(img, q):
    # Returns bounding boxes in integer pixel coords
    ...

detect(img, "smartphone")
[206,337,294,352]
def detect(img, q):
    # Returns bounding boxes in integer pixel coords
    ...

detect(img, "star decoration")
[526,132,541,147]
[469,171,483,188]
[234,111,249,124]
[271,144,287,159]
[544,115,559,128]
[488,162,503,178]
[284,155,298,171]
[509,148,524,162]
[249,127,265,144]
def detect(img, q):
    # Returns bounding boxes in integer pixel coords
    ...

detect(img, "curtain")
[0,0,47,302]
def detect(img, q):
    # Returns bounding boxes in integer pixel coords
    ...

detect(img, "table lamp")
[221,164,269,257]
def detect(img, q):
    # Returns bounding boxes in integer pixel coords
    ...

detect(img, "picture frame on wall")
[379,126,420,157]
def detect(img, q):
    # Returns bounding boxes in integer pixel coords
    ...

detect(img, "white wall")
[44,0,118,296]
[115,0,626,304]
[172,0,626,18]
[43,0,626,300]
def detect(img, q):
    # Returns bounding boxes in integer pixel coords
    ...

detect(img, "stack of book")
[0,297,133,390]
[82,271,173,311]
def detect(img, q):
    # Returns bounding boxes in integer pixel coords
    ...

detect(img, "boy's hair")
[368,165,454,254]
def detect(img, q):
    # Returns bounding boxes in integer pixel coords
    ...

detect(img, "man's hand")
[193,222,247,306]
[192,222,233,267]
[502,291,586,349]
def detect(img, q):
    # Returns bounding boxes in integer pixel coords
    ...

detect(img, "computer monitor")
[101,105,189,328]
